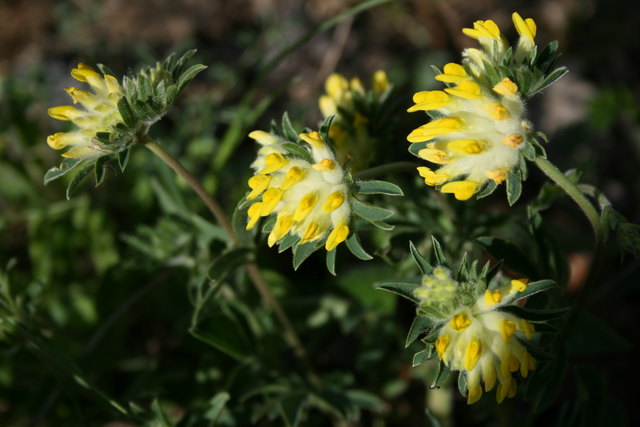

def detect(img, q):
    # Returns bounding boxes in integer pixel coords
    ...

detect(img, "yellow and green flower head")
[415,268,537,404]
[319,71,391,171]
[408,13,567,203]
[245,130,351,252]
[47,64,124,159]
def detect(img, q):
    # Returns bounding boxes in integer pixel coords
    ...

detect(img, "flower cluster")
[407,13,539,201]
[245,130,351,251]
[414,267,537,404]
[319,71,390,171]
[47,64,124,159]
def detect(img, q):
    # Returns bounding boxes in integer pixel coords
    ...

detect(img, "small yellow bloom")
[246,130,351,251]
[47,63,124,159]
[440,181,478,201]
[435,63,468,83]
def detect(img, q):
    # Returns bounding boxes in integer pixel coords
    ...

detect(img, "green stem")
[533,157,605,321]
[142,138,316,381]
[353,161,417,180]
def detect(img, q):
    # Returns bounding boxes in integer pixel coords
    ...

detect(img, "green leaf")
[151,399,174,427]
[506,169,522,206]
[66,161,95,199]
[190,311,252,361]
[375,280,419,302]
[204,392,230,423]
[406,316,435,347]
[281,111,299,142]
[352,180,404,196]
[475,179,498,199]
[293,241,320,270]
[44,157,87,185]
[319,114,335,142]
[280,393,307,427]
[511,279,556,302]
[497,305,569,322]
[208,248,252,283]
[530,67,569,95]
[278,232,300,253]
[351,197,394,221]
[409,241,432,275]
[94,155,109,186]
[345,232,373,260]
[476,236,539,278]
[425,409,442,427]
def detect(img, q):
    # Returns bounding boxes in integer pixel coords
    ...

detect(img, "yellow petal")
[440,181,478,201]
[502,133,524,148]
[417,166,450,186]
[246,202,263,230]
[246,174,271,200]
[512,12,536,40]
[499,320,516,342]
[445,80,482,99]
[485,169,508,184]
[61,145,98,158]
[319,95,337,117]
[510,278,529,292]
[434,63,467,83]
[71,64,99,82]
[372,70,389,94]
[408,90,451,112]
[407,117,464,143]
[483,102,510,120]
[463,339,482,371]
[325,223,349,251]
[484,289,502,306]
[281,166,305,190]
[325,73,349,98]
[450,313,471,331]
[260,188,283,216]
[293,192,318,221]
[300,222,324,243]
[493,78,519,97]
[418,147,450,164]
[435,334,449,360]
[312,158,336,172]
[447,139,485,155]
[261,153,287,174]
[299,131,324,148]
[321,191,345,213]
[467,382,483,405]
[47,105,81,121]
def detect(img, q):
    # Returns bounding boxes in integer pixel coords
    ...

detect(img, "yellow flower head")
[413,268,537,404]
[246,130,351,251]
[408,13,541,201]
[319,70,391,171]
[47,64,124,159]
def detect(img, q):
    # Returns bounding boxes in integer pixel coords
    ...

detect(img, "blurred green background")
[1,0,639,425]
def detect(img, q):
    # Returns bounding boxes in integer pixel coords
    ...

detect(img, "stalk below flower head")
[407,13,540,201]
[415,267,537,404]
[245,130,351,251]
[47,64,124,159]
[319,71,390,171]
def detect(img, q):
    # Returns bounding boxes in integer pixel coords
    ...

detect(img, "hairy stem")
[142,138,314,380]
[533,157,605,323]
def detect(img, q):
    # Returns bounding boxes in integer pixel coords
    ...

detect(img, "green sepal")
[475,179,498,199]
[431,361,451,388]
[292,241,321,270]
[177,64,208,92]
[457,372,468,396]
[412,346,437,367]
[516,337,556,361]
[431,236,447,267]
[375,280,419,303]
[409,241,433,275]
[278,233,300,253]
[261,216,276,233]
[506,169,522,206]
[406,316,436,348]
[282,142,313,163]
[368,220,394,231]
[510,279,556,302]
[496,305,569,322]
[352,180,404,196]
[65,161,95,200]
[117,97,137,128]
[351,197,394,221]
[326,249,337,276]
[529,67,569,96]
[345,232,373,260]
[318,114,335,143]
[117,148,130,172]
[281,111,299,142]
[408,141,428,158]
[43,157,87,185]
[94,155,109,186]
